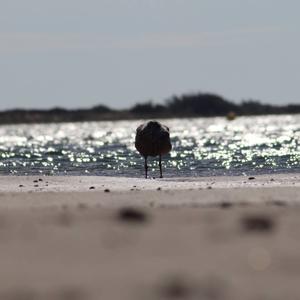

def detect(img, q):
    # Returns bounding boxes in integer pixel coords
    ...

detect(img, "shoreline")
[0,173,299,209]
[1,186,299,210]
[1,173,300,192]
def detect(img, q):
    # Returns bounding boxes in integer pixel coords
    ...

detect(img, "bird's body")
[135,121,172,178]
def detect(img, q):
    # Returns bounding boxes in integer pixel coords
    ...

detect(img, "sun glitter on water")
[0,115,299,176]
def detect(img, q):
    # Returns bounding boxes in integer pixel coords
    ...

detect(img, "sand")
[0,174,300,299]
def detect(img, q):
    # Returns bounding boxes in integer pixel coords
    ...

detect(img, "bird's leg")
[159,154,163,178]
[144,156,148,179]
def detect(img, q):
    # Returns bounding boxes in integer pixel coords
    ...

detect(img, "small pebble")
[33,180,38,183]
[270,178,275,181]
[219,202,233,209]
[207,186,212,190]
[61,204,68,210]
[157,187,162,191]
[19,185,24,188]
[77,203,88,210]
[241,215,274,233]
[267,200,286,207]
[117,207,148,223]
[104,189,110,193]
[38,178,43,182]
[248,177,255,180]
[159,276,192,299]
[34,185,39,187]
[89,186,95,190]
[57,211,73,227]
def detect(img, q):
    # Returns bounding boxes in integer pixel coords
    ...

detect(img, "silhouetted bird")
[135,121,172,178]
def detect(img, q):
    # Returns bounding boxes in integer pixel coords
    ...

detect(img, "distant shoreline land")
[0,92,299,125]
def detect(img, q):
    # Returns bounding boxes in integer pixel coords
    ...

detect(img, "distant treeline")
[0,93,299,124]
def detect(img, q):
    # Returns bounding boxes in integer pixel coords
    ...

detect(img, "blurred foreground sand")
[0,174,299,299]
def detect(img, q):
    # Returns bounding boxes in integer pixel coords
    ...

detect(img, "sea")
[0,115,299,177]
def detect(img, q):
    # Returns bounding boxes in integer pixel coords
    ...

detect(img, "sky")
[0,0,299,110]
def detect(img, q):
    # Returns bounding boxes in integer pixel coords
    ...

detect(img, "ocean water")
[0,115,299,177]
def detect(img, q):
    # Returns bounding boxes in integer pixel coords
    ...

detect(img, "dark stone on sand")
[241,215,274,233]
[158,275,228,300]
[267,200,286,207]
[34,185,39,187]
[77,203,88,210]
[248,177,255,180]
[117,207,148,223]
[270,178,275,181]
[33,180,38,183]
[19,185,24,188]
[207,186,212,189]
[57,211,73,227]
[159,277,191,299]
[219,202,233,209]
[89,186,95,190]
[157,187,162,191]
[38,178,43,182]
[61,204,68,210]
[104,189,110,193]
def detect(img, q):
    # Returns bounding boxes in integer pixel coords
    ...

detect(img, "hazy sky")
[0,0,299,109]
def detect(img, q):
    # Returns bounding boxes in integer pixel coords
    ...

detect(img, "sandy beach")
[0,174,300,299]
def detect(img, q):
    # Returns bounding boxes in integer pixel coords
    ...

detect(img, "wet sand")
[0,174,300,299]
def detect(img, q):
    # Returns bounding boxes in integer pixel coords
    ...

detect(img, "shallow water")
[0,115,299,177]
